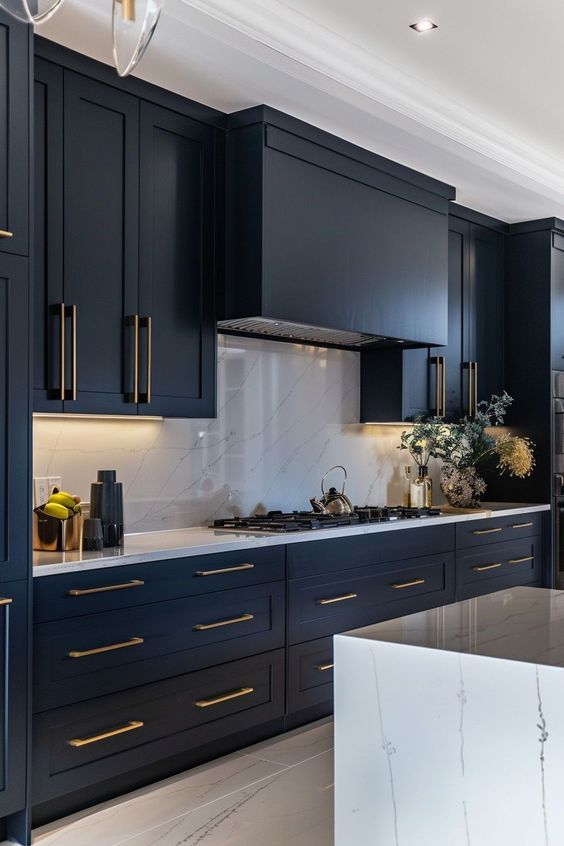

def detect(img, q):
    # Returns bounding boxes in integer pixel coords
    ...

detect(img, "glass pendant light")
[112,0,163,78]
[0,0,65,23]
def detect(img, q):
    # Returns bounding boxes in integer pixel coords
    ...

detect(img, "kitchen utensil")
[90,470,124,547]
[310,465,354,515]
[82,518,104,551]
[33,508,82,551]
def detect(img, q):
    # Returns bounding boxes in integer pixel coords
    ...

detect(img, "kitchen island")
[334,586,564,846]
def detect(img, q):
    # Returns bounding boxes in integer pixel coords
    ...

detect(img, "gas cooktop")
[212,506,442,533]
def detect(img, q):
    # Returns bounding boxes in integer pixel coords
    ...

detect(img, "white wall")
[33,335,443,532]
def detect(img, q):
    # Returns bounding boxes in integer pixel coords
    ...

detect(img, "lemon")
[43,502,71,520]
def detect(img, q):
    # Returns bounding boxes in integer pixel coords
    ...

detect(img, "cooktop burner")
[212,506,442,533]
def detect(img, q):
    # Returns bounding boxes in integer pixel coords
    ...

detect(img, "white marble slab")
[334,586,564,846]
[32,503,549,576]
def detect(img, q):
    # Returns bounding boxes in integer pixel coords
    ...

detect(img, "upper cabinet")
[0,10,30,257]
[34,44,220,417]
[361,206,505,422]
[222,106,455,350]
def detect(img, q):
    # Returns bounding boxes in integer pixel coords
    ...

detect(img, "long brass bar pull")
[472,528,502,535]
[508,556,534,565]
[59,302,66,401]
[193,614,254,631]
[512,522,534,529]
[473,361,478,416]
[391,578,425,590]
[0,598,13,606]
[441,356,446,418]
[68,721,144,748]
[0,230,13,239]
[126,315,140,403]
[195,563,254,577]
[67,304,77,401]
[472,563,502,572]
[465,362,476,417]
[316,593,358,606]
[68,637,144,659]
[140,316,152,404]
[195,687,254,709]
[432,356,446,418]
[316,662,334,672]
[67,580,144,596]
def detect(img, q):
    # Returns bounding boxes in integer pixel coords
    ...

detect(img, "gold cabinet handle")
[68,720,144,748]
[67,579,145,596]
[316,662,334,672]
[472,528,503,535]
[391,578,426,590]
[195,563,254,577]
[59,302,66,401]
[432,356,446,418]
[195,687,254,709]
[126,314,140,404]
[472,562,503,572]
[68,304,77,401]
[316,592,358,606]
[512,522,534,529]
[140,316,152,404]
[68,636,144,659]
[508,556,534,565]
[193,613,254,631]
[465,361,478,417]
[0,598,13,606]
[0,230,13,239]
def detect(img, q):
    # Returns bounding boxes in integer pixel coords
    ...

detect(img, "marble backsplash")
[33,335,444,532]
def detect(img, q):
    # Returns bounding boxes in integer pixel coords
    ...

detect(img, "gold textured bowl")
[33,508,83,552]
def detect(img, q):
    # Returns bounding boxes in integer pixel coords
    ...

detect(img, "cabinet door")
[63,71,139,414]
[468,223,505,405]
[34,58,64,412]
[138,102,216,417]
[0,11,29,257]
[0,581,27,818]
[0,255,29,582]
[429,217,467,418]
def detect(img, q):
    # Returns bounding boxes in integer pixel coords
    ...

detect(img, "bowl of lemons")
[33,489,83,552]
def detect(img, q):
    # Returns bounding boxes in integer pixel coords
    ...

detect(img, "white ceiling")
[38,0,564,222]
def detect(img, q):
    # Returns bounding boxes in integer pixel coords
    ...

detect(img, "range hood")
[222,106,455,351]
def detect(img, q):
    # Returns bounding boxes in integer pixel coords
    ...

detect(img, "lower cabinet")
[287,637,334,715]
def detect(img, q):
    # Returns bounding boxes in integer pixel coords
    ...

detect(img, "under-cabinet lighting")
[410,19,438,32]
[33,413,164,421]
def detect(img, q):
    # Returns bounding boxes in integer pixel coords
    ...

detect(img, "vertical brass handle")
[467,361,478,416]
[126,315,140,403]
[59,302,66,401]
[68,305,77,401]
[432,356,446,417]
[0,230,13,239]
[473,361,478,416]
[140,316,152,404]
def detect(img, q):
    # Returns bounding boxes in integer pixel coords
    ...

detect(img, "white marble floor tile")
[241,718,334,766]
[119,750,334,846]
[34,753,287,846]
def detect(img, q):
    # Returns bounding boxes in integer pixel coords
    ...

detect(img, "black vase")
[90,470,124,547]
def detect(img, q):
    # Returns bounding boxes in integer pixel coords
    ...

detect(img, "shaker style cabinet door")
[0,11,30,258]
[468,223,504,404]
[62,71,140,414]
[0,255,29,583]
[137,102,217,417]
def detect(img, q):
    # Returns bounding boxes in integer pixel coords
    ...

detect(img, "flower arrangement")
[399,392,535,508]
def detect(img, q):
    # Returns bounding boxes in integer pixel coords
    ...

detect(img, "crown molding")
[175,0,564,198]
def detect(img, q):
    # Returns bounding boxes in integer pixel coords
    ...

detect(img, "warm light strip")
[33,413,164,421]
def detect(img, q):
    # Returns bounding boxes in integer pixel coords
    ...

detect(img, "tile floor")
[29,719,334,846]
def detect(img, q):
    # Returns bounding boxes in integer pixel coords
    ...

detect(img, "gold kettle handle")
[321,465,348,496]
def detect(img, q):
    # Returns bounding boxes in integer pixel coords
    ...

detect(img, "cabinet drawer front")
[287,525,454,578]
[288,554,454,644]
[287,637,334,714]
[34,582,285,710]
[457,538,541,592]
[455,513,542,549]
[34,546,285,622]
[33,650,285,804]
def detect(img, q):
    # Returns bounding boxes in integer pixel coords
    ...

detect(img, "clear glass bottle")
[402,465,412,507]
[410,465,432,509]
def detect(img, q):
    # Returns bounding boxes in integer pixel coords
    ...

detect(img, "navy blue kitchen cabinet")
[360,205,506,422]
[0,10,30,258]
[222,106,454,349]
[33,39,221,418]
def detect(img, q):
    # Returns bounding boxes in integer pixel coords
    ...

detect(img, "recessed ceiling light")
[410,19,438,33]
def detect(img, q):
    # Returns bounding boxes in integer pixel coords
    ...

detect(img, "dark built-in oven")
[554,373,564,586]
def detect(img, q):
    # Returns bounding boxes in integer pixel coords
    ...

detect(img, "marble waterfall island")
[334,587,564,846]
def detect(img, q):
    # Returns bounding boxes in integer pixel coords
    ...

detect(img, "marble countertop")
[342,585,564,668]
[32,502,550,578]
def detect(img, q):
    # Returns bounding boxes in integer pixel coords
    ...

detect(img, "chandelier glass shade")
[0,0,65,23]
[112,0,163,77]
